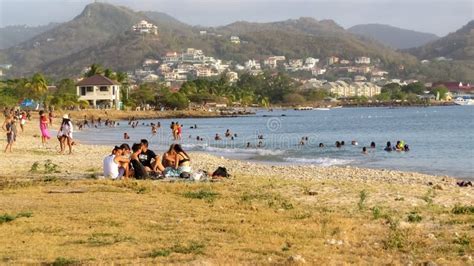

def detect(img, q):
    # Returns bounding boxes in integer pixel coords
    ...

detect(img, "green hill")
[0,23,59,49]
[0,2,146,75]
[348,24,439,49]
[406,20,474,60]
[0,3,420,78]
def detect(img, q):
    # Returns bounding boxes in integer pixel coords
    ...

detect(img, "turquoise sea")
[75,106,474,179]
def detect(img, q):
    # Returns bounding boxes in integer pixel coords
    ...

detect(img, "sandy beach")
[0,116,472,264]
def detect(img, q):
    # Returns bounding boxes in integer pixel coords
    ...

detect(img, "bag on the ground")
[212,166,230,178]
[180,172,191,179]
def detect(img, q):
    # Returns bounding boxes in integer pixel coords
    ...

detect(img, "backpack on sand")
[212,167,230,178]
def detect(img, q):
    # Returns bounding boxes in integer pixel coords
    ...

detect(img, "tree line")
[0,64,450,110]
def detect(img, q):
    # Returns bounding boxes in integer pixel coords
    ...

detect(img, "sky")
[0,0,472,36]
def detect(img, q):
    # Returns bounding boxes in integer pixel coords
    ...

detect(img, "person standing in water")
[39,110,51,147]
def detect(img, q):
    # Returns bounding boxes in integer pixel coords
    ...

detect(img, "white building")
[230,36,241,44]
[264,56,286,69]
[355,56,371,64]
[132,20,158,35]
[312,68,327,76]
[76,74,121,109]
[303,57,319,69]
[323,81,380,98]
[244,59,261,70]
[142,74,159,83]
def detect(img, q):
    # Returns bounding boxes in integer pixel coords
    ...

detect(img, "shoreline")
[0,117,463,184]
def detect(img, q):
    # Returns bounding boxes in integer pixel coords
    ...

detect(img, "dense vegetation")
[0,63,451,110]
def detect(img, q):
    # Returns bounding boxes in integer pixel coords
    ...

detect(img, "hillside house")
[230,36,241,44]
[355,57,371,64]
[76,74,121,109]
[132,20,158,35]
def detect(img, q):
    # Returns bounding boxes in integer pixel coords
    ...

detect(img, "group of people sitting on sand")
[103,139,191,180]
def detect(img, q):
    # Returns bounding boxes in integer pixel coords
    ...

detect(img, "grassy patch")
[51,257,79,266]
[372,206,383,219]
[149,249,171,257]
[183,190,219,201]
[148,241,206,258]
[44,160,60,174]
[421,189,435,205]
[383,216,407,250]
[0,212,33,224]
[16,211,33,218]
[43,176,58,182]
[30,160,61,174]
[358,190,368,210]
[171,241,205,255]
[29,162,40,173]
[0,214,16,224]
[407,212,422,223]
[72,233,134,247]
[452,205,474,215]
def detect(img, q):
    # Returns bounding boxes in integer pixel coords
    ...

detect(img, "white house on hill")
[132,20,158,35]
[76,74,121,109]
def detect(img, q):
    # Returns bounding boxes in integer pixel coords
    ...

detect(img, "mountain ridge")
[348,24,440,49]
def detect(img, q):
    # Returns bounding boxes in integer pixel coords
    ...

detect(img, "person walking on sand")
[19,111,27,132]
[48,110,54,126]
[2,115,16,152]
[57,114,74,154]
[39,110,51,146]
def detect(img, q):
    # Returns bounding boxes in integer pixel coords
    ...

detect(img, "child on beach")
[2,115,16,152]
[39,110,51,146]
[19,111,26,132]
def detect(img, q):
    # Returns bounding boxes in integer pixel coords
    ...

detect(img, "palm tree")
[85,64,104,77]
[25,73,48,101]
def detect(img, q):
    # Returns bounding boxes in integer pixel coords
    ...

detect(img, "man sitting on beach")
[130,143,149,179]
[103,146,130,180]
[139,139,164,174]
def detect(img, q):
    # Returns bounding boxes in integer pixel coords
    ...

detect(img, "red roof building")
[431,82,473,93]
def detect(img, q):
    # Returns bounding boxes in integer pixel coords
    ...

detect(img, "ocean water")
[75,106,474,179]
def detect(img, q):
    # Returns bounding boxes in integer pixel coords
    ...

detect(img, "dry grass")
[0,175,472,264]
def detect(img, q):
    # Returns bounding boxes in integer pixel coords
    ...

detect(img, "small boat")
[294,106,313,110]
[314,108,330,111]
[331,106,342,109]
[454,96,474,106]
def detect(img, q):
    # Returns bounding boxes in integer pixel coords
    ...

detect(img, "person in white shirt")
[103,146,130,179]
[57,114,74,154]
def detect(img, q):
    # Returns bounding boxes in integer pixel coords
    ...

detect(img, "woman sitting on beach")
[103,146,130,180]
[162,144,192,178]
[57,114,74,154]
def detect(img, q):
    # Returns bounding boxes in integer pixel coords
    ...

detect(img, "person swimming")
[351,140,358,146]
[336,141,341,148]
[362,147,368,154]
[319,143,324,148]
[370,142,376,148]
[124,132,130,140]
[384,141,392,152]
